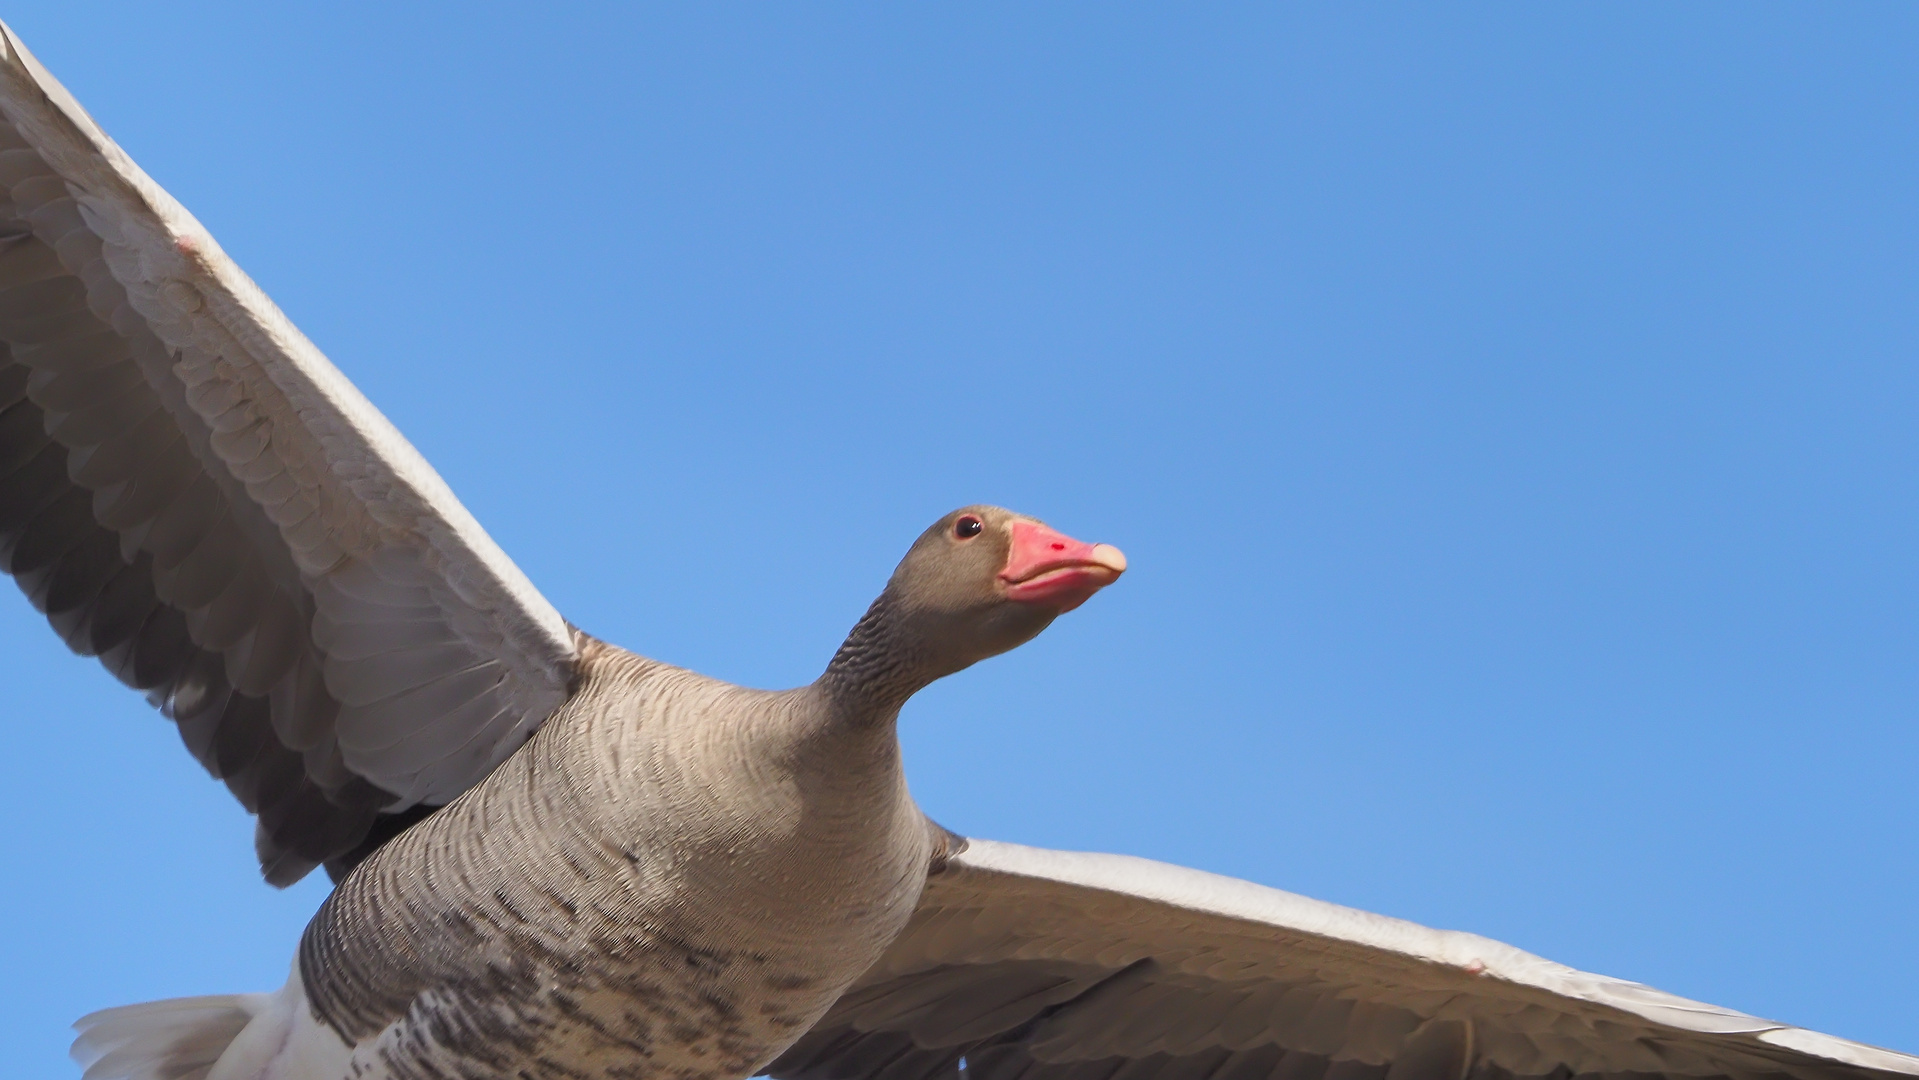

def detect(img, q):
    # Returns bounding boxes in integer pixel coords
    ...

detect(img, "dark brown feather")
[0,204,416,882]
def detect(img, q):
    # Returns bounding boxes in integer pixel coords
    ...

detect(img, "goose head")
[822,506,1126,715]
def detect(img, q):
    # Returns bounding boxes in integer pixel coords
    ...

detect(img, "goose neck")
[816,591,938,724]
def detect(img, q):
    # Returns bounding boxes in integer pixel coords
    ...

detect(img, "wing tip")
[1759,1028,1919,1076]
[0,19,104,140]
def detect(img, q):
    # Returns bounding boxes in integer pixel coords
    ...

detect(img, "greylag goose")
[0,19,1910,1080]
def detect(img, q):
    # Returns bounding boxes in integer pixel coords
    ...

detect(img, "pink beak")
[998,520,1128,612]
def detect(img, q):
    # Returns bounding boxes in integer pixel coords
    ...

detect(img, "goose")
[0,19,1911,1080]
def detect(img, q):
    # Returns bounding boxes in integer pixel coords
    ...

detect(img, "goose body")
[278,640,937,1080]
[2,18,1915,1080]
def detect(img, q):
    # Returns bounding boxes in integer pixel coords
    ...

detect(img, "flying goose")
[0,19,1910,1080]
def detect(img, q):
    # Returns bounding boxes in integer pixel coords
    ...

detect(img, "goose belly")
[307,805,929,1080]
[305,797,930,1078]
[317,857,922,1080]
[352,941,877,1080]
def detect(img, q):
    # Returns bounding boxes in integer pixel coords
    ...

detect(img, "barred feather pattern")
[820,592,941,718]
[297,639,938,1080]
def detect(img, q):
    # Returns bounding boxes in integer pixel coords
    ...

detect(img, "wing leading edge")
[0,21,577,883]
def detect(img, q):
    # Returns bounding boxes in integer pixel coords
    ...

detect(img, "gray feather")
[772,841,1919,1080]
[0,20,579,883]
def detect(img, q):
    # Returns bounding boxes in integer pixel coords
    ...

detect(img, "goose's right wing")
[774,840,1919,1080]
[0,22,579,884]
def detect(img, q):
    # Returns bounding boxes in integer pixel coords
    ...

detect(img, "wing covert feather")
[0,21,578,882]
[773,840,1919,1080]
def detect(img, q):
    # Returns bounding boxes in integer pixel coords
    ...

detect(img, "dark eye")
[953,515,984,540]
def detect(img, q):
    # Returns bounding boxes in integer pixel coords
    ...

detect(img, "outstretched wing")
[0,22,578,884]
[774,839,1919,1080]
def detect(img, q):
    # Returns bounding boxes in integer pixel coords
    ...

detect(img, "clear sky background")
[2,3,1916,1075]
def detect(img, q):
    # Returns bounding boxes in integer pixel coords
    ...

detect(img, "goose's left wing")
[774,839,1919,1080]
[0,23,578,885]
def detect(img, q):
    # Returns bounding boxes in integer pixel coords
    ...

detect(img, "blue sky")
[4,3,1917,1074]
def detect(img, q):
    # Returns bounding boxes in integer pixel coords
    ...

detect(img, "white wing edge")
[0,19,575,668]
[954,839,1919,1076]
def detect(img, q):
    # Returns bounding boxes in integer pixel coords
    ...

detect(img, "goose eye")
[954,516,984,539]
